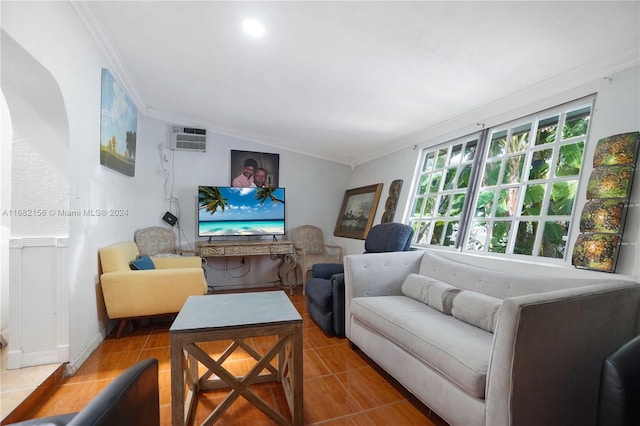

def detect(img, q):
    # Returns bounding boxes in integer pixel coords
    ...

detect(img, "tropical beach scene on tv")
[198,186,286,236]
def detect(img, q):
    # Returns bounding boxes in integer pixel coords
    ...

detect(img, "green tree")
[256,188,284,205]
[198,187,228,214]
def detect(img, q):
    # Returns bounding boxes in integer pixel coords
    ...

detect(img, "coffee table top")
[170,291,302,332]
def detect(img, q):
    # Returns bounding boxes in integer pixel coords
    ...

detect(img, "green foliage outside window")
[409,97,594,261]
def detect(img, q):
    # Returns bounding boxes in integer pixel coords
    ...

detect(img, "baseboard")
[63,321,115,377]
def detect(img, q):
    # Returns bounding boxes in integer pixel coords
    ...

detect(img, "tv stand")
[196,240,296,294]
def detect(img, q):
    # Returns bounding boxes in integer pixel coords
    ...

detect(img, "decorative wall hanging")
[381,179,403,223]
[334,183,383,239]
[99,68,138,177]
[230,150,280,188]
[572,131,639,272]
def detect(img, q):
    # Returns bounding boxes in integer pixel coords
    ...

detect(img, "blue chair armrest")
[8,359,159,426]
[312,263,345,279]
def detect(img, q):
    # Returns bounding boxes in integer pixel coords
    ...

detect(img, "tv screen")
[198,186,286,237]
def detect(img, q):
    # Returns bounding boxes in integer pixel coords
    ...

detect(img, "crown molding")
[70,1,146,113]
[355,49,640,167]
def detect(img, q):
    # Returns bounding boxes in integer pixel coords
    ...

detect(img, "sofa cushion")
[130,255,155,270]
[401,273,460,314]
[451,291,502,333]
[350,295,493,398]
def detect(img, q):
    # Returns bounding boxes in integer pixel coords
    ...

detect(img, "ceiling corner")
[70,1,146,113]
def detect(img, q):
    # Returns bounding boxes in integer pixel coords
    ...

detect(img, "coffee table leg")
[293,324,303,425]
[170,339,184,426]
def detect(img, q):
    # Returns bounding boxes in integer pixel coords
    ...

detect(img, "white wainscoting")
[8,236,69,369]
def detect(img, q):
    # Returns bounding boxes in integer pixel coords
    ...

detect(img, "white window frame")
[408,134,483,248]
[406,95,595,262]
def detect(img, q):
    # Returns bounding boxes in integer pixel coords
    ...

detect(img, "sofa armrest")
[150,255,202,269]
[343,250,424,337]
[100,268,207,319]
[486,280,640,426]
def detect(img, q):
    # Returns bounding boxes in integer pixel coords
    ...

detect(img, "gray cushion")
[401,273,460,314]
[350,295,493,398]
[451,290,502,333]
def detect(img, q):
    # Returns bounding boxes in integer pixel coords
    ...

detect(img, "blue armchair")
[305,222,413,335]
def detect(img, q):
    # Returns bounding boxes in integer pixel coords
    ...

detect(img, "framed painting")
[230,150,280,188]
[99,68,138,177]
[334,183,383,239]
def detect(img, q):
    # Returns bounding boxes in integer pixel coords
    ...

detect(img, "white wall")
[587,68,640,277]
[335,145,420,255]
[350,65,640,279]
[1,94,11,337]
[140,117,352,288]
[1,1,352,370]
[1,28,73,367]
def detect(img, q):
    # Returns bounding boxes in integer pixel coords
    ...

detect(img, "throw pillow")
[130,255,155,270]
[401,273,461,314]
[451,291,502,333]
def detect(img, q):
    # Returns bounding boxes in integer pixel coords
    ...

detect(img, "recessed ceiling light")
[242,18,265,38]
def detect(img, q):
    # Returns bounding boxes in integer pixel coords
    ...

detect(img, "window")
[408,97,594,260]
[410,136,479,247]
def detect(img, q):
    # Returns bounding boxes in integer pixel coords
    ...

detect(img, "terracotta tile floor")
[11,289,449,425]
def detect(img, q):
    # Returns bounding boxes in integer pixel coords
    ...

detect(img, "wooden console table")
[197,241,297,293]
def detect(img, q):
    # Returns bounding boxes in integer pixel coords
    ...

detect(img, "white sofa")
[344,249,640,426]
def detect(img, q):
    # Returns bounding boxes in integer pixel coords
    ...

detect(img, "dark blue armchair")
[305,222,413,336]
[8,359,159,426]
[598,334,640,426]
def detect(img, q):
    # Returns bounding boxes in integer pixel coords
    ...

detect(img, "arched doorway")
[1,30,70,369]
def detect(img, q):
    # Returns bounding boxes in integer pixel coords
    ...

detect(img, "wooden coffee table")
[170,291,303,426]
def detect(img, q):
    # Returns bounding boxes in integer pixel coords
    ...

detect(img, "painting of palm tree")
[198,186,229,214]
[256,188,285,205]
[197,186,286,236]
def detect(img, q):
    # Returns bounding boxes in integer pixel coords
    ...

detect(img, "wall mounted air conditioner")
[170,126,207,152]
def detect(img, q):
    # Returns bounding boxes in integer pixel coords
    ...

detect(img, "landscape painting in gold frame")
[334,183,383,240]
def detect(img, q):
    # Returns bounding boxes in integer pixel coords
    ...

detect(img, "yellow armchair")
[99,241,207,337]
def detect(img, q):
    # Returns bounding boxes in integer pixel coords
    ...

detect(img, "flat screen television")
[198,186,286,237]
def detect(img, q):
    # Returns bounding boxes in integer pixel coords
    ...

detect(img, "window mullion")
[456,129,489,249]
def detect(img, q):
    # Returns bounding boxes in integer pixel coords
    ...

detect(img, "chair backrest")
[134,227,177,256]
[290,225,325,255]
[364,222,413,253]
[69,358,159,426]
[99,241,140,273]
[598,335,640,426]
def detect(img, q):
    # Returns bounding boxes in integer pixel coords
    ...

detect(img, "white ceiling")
[77,1,640,166]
